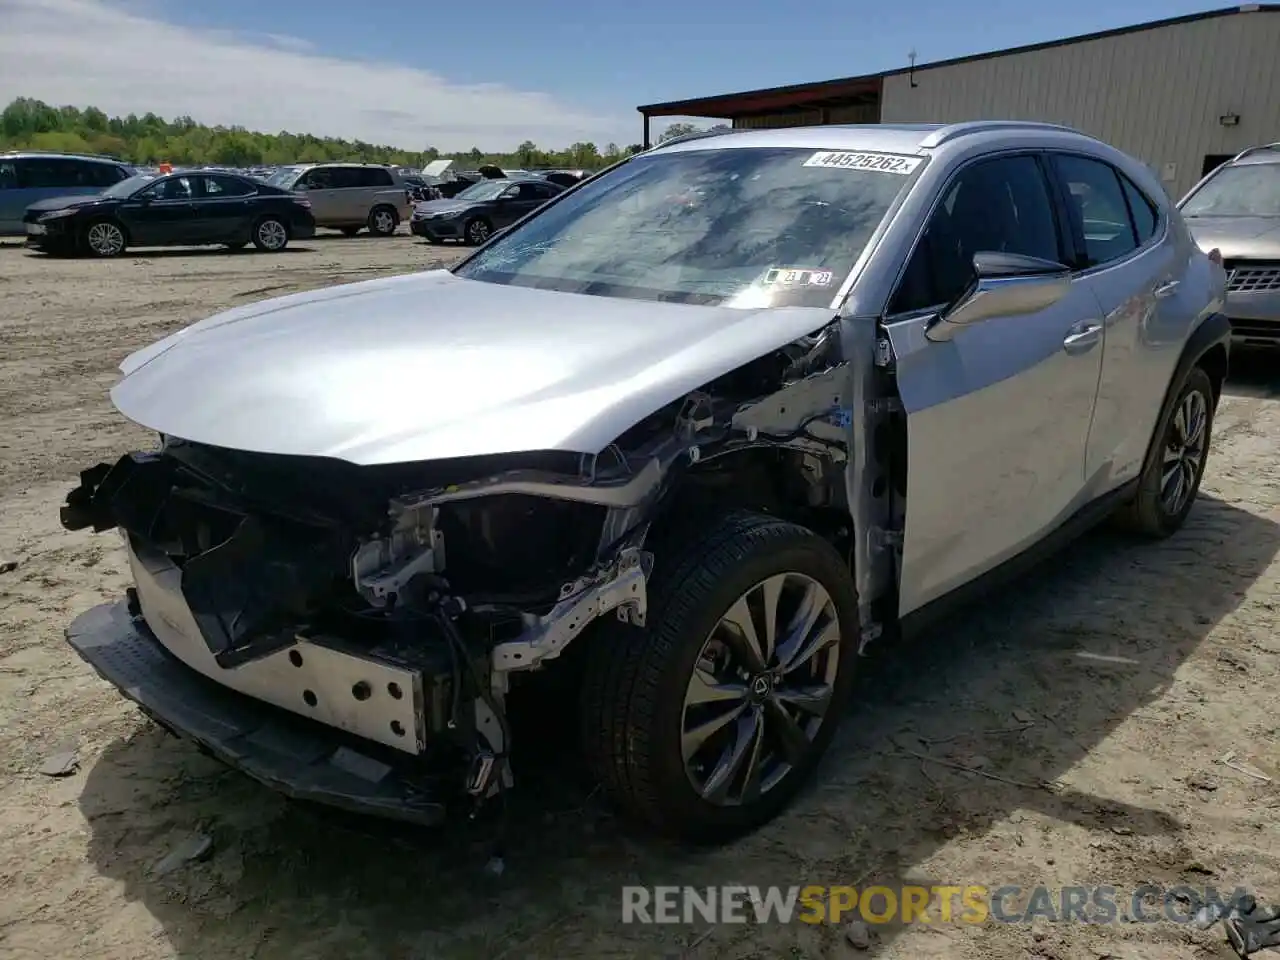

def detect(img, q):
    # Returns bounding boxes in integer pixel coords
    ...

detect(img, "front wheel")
[252,217,289,252]
[1114,365,1215,537]
[83,220,127,258]
[581,511,860,843]
[464,217,492,245]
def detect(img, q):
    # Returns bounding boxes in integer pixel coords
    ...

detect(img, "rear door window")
[15,157,87,188]
[329,167,364,189]
[199,175,255,198]
[85,162,128,188]
[1051,154,1140,267]
[358,167,395,187]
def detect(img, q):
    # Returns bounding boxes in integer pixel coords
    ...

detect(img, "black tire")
[464,217,492,245]
[581,510,860,843]
[340,226,362,237]
[82,219,127,258]
[367,206,398,237]
[1114,365,1215,537]
[251,216,290,252]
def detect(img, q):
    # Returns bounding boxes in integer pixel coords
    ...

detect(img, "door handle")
[1063,321,1103,354]
[1154,279,1180,299]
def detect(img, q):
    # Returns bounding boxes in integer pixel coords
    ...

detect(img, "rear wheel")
[1114,365,1215,537]
[581,511,860,842]
[252,216,289,252]
[83,220,127,258]
[367,206,398,236]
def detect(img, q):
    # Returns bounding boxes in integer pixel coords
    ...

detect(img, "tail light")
[294,198,312,208]
[1208,247,1222,265]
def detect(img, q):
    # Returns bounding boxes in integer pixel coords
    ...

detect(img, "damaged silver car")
[62,121,1230,842]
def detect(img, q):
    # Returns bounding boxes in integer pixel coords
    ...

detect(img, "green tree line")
[0,97,675,171]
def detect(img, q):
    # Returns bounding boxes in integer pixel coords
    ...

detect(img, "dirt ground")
[1,232,1278,960]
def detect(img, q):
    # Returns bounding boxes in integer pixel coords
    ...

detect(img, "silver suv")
[0,151,133,235]
[264,163,411,236]
[61,122,1229,843]
[1180,144,1280,344]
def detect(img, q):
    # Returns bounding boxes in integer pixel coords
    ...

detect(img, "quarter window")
[1120,175,1158,244]
[0,161,15,189]
[1051,155,1139,267]
[890,154,1061,314]
[84,162,128,188]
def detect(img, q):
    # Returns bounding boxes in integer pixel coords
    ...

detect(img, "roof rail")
[918,120,1084,149]
[651,127,748,150]
[1231,142,1280,161]
[1,148,127,162]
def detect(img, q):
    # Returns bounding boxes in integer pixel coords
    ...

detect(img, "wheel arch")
[1133,311,1230,488]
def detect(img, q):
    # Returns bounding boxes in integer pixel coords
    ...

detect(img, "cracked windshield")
[455,146,915,307]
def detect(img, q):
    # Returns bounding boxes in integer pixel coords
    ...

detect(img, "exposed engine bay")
[61,318,902,819]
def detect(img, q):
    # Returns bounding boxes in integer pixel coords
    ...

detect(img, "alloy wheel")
[467,220,491,244]
[257,219,287,250]
[680,572,841,806]
[372,210,396,234]
[86,222,125,257]
[1161,387,1208,515]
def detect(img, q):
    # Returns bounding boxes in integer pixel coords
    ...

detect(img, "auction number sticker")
[764,267,834,287]
[803,151,922,175]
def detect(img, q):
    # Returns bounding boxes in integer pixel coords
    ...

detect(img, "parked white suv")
[264,163,411,236]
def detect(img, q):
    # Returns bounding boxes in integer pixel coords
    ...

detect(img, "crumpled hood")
[111,270,835,465]
[1184,216,1280,260]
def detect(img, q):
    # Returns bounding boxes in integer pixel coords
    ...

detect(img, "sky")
[0,0,1236,152]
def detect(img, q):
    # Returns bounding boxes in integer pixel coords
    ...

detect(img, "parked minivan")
[263,163,411,236]
[0,151,134,236]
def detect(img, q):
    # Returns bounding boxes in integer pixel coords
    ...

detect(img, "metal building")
[636,4,1280,200]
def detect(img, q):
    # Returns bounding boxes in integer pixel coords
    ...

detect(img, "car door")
[328,166,367,222]
[1045,153,1184,492]
[191,175,257,243]
[117,175,199,245]
[884,152,1107,615]
[297,167,338,224]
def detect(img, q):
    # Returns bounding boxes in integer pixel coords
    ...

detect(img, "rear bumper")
[67,600,449,825]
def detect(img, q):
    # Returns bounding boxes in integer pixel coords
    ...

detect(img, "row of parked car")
[1,150,586,257]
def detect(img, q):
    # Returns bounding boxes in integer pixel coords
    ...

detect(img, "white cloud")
[0,0,635,150]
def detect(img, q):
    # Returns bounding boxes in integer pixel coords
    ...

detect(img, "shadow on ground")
[1222,345,1280,399]
[77,490,1280,960]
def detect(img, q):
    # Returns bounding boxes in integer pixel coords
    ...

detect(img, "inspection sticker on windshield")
[764,267,834,287]
[803,151,922,175]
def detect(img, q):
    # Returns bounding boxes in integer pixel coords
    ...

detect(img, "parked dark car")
[409,176,565,244]
[23,171,316,257]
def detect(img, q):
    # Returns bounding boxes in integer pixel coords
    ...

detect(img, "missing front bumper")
[67,601,449,825]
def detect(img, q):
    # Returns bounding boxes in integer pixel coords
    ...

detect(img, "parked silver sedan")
[60,121,1228,843]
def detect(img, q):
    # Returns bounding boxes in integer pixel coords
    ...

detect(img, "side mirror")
[926,251,1072,342]
[294,182,310,191]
